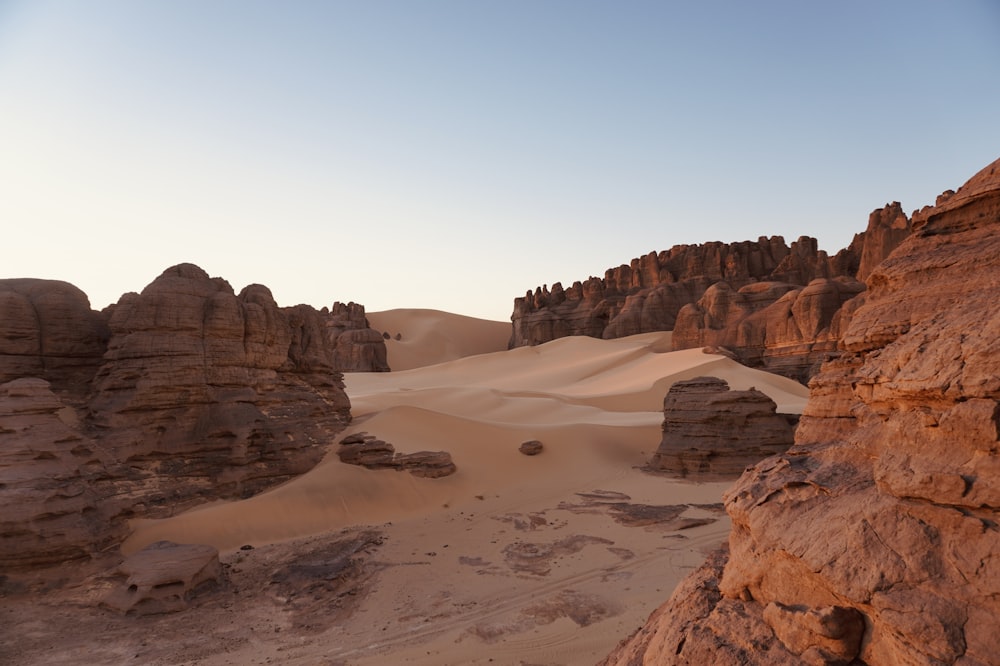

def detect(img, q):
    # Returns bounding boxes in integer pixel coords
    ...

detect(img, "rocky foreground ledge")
[602,158,1000,664]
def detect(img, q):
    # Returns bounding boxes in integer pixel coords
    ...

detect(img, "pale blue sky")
[2,1,998,320]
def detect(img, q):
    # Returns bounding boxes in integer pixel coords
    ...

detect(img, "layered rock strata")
[0,278,109,400]
[511,236,832,348]
[672,276,865,381]
[0,378,124,567]
[0,264,383,570]
[325,301,389,372]
[511,210,910,382]
[338,432,457,478]
[602,157,1000,665]
[87,264,355,513]
[649,377,795,478]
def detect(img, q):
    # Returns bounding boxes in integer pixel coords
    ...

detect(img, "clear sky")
[2,1,998,321]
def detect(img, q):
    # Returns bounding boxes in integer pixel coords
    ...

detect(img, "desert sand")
[366,308,513,371]
[104,311,807,665]
[4,310,807,666]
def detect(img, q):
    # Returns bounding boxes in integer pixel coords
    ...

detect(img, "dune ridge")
[366,308,511,371]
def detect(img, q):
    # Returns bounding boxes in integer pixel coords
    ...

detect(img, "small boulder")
[393,451,457,478]
[519,440,544,456]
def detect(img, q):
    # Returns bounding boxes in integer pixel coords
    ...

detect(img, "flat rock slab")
[103,541,222,615]
[338,432,456,478]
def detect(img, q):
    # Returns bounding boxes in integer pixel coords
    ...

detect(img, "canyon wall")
[511,207,911,382]
[0,264,384,569]
[602,158,1000,664]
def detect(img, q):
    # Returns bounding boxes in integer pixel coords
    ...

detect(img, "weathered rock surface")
[0,378,124,568]
[88,264,353,514]
[602,157,1000,665]
[649,377,795,478]
[326,301,389,372]
[511,236,831,348]
[512,210,910,382]
[0,278,109,400]
[102,541,222,615]
[672,277,865,382]
[338,432,456,478]
[0,263,383,570]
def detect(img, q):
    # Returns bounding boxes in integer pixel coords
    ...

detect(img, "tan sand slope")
[123,326,809,665]
[366,308,512,371]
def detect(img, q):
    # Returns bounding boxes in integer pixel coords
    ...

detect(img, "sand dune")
[125,313,809,665]
[366,308,512,371]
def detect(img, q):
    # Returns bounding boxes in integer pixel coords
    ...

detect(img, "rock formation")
[325,301,389,372]
[87,264,355,514]
[511,211,911,382]
[519,440,544,456]
[0,378,124,568]
[102,541,223,616]
[0,263,384,570]
[338,432,457,478]
[672,277,865,381]
[511,236,829,348]
[602,157,1000,665]
[649,377,795,478]
[0,278,109,400]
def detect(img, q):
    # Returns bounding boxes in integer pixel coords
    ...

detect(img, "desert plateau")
[2,155,998,665]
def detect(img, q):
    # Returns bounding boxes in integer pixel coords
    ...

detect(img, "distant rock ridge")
[0,263,385,570]
[510,210,911,381]
[601,156,1000,664]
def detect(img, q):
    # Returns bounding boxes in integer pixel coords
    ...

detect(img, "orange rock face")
[0,264,384,569]
[511,217,909,382]
[602,157,1000,664]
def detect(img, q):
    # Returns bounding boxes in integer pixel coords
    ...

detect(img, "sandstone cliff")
[0,264,384,569]
[602,158,1000,665]
[511,210,910,382]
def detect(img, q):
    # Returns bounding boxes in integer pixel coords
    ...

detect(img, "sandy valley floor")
[1,310,808,665]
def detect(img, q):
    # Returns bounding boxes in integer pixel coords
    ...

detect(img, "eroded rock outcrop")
[0,264,383,570]
[673,277,865,381]
[88,264,354,514]
[338,432,456,478]
[512,209,911,382]
[102,541,223,616]
[511,236,829,348]
[0,378,123,567]
[602,158,1000,665]
[649,377,795,478]
[326,301,389,372]
[0,279,109,400]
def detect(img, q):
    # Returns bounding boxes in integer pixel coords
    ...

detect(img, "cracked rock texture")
[602,157,1000,665]
[0,264,383,569]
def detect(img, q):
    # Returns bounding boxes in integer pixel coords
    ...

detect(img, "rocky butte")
[602,158,1000,664]
[0,263,386,570]
[649,376,796,479]
[510,204,912,382]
